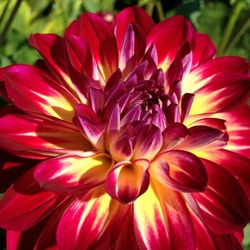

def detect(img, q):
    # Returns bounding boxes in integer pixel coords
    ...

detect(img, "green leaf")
[243,224,250,249]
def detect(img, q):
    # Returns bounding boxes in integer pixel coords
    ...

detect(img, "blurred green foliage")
[0,0,249,249]
[0,0,249,67]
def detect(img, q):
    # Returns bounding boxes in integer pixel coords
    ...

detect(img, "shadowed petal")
[29,34,81,98]
[105,159,150,203]
[0,114,91,159]
[179,125,227,151]
[152,150,207,192]
[194,159,249,234]
[109,132,133,161]
[161,123,190,151]
[0,168,60,231]
[34,153,113,193]
[0,151,36,192]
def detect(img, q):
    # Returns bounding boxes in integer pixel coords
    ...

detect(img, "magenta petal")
[191,33,216,68]
[115,6,154,52]
[109,132,133,161]
[74,104,105,149]
[34,153,112,193]
[56,188,128,250]
[153,150,208,192]
[147,16,193,71]
[105,159,150,203]
[133,125,163,160]
[161,122,190,151]
[65,35,93,76]
[3,65,78,121]
[0,114,91,159]
[134,182,195,250]
[180,125,227,150]
[194,159,250,234]
[0,168,60,231]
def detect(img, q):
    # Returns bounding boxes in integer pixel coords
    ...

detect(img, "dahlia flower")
[0,6,250,250]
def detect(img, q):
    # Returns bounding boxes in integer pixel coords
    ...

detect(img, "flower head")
[0,6,250,250]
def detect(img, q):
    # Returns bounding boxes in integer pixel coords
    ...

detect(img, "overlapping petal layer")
[0,6,249,250]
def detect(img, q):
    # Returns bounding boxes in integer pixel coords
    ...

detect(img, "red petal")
[0,114,91,159]
[147,16,193,72]
[161,123,190,151]
[198,149,250,202]
[65,35,93,76]
[3,65,78,121]
[134,181,195,250]
[215,106,250,158]
[189,74,250,115]
[105,159,150,203]
[7,221,46,250]
[0,151,36,192]
[179,125,227,150]
[0,168,60,231]
[34,153,113,193]
[115,6,154,52]
[193,159,249,234]
[152,150,207,192]
[182,56,249,95]
[65,13,117,79]
[191,33,216,68]
[29,34,80,97]
[56,187,128,249]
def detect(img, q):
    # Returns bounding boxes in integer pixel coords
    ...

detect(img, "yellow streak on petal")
[134,181,168,248]
[159,58,170,73]
[52,154,113,184]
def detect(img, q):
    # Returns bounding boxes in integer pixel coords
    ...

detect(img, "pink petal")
[105,159,150,203]
[3,65,78,121]
[134,181,195,250]
[0,168,60,231]
[152,150,207,192]
[35,199,73,250]
[193,159,249,234]
[56,187,129,249]
[133,125,163,160]
[34,153,113,193]
[0,114,91,159]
